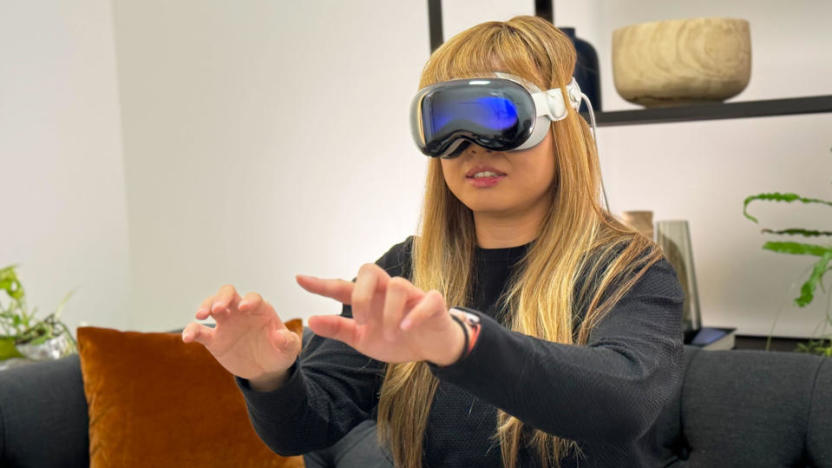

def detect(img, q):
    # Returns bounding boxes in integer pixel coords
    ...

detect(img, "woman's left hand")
[296,263,465,366]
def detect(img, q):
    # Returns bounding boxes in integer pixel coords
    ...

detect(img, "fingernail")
[400,319,411,330]
[182,331,191,341]
[238,300,248,310]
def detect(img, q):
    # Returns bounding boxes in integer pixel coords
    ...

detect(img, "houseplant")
[743,152,832,355]
[0,264,77,362]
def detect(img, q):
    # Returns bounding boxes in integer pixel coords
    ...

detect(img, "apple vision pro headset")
[409,72,609,212]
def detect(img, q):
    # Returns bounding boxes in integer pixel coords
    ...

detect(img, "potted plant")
[0,264,77,363]
[743,151,832,356]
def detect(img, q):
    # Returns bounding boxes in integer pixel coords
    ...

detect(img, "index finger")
[296,275,355,304]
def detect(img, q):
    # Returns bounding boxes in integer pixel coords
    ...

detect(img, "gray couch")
[2,328,831,467]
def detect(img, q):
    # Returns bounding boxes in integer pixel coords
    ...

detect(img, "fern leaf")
[743,192,832,224]
[795,251,832,307]
[761,228,832,237]
[762,242,832,257]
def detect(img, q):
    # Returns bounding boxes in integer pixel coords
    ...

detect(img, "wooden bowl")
[612,17,751,107]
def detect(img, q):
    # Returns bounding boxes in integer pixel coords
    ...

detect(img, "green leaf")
[53,289,76,320]
[743,192,832,224]
[28,334,51,346]
[0,337,24,359]
[762,242,832,257]
[0,264,25,301]
[761,228,832,238]
[795,251,832,307]
[794,338,832,356]
[0,265,76,347]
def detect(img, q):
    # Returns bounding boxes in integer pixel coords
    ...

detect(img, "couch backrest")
[0,354,90,468]
[668,346,832,467]
[3,329,829,468]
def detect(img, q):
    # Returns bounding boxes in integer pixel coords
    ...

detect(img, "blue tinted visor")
[411,78,537,158]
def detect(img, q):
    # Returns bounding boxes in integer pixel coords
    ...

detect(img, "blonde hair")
[376,16,663,468]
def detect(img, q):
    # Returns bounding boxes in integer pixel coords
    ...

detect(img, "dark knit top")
[236,236,684,467]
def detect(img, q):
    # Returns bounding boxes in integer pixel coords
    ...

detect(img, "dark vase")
[559,27,602,112]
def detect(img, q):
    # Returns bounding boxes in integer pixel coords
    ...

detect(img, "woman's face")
[440,130,556,217]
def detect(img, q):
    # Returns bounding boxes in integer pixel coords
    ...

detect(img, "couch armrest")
[807,357,832,467]
[0,354,89,468]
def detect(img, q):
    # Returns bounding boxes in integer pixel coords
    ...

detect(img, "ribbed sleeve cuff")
[235,357,307,418]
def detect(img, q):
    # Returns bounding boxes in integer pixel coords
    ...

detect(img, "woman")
[183,16,684,468]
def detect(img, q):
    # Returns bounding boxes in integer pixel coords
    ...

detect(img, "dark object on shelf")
[581,95,832,126]
[685,327,737,351]
[560,27,601,112]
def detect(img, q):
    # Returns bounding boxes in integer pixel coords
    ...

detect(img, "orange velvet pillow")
[77,320,305,468]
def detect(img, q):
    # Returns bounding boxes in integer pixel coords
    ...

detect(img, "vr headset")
[410,72,590,159]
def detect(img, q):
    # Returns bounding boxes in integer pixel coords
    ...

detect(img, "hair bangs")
[418,22,549,91]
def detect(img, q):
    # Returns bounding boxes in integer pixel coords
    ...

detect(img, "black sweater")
[236,236,684,467]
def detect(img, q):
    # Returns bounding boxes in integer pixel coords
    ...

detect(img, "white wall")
[111,0,431,331]
[3,0,830,338]
[0,0,130,333]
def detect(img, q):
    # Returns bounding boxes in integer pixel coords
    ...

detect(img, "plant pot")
[15,333,73,361]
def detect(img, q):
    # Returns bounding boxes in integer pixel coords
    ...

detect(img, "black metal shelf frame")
[583,95,832,127]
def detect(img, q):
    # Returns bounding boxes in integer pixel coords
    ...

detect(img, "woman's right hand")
[182,285,301,386]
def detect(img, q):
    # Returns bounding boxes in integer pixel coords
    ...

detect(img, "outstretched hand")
[182,285,301,382]
[296,264,465,366]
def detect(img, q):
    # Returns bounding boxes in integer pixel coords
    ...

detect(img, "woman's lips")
[465,166,506,177]
[464,165,507,188]
[466,175,506,188]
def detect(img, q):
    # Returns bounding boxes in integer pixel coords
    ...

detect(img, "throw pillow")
[77,319,305,468]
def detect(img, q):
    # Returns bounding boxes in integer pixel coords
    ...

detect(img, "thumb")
[182,322,215,346]
[307,315,357,347]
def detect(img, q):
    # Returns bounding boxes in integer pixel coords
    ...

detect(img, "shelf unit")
[582,95,832,127]
[426,1,832,127]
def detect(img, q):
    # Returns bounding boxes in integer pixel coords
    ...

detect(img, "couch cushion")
[77,320,304,468]
[679,348,825,467]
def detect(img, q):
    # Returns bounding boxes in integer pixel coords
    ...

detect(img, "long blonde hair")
[376,16,663,468]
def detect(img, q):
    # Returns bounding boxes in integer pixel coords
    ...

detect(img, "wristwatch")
[449,307,481,328]
[449,307,482,359]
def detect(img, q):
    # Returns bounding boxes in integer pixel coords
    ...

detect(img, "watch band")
[448,314,469,362]
[449,307,482,359]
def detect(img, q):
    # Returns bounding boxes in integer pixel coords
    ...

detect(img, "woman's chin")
[465,201,515,216]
